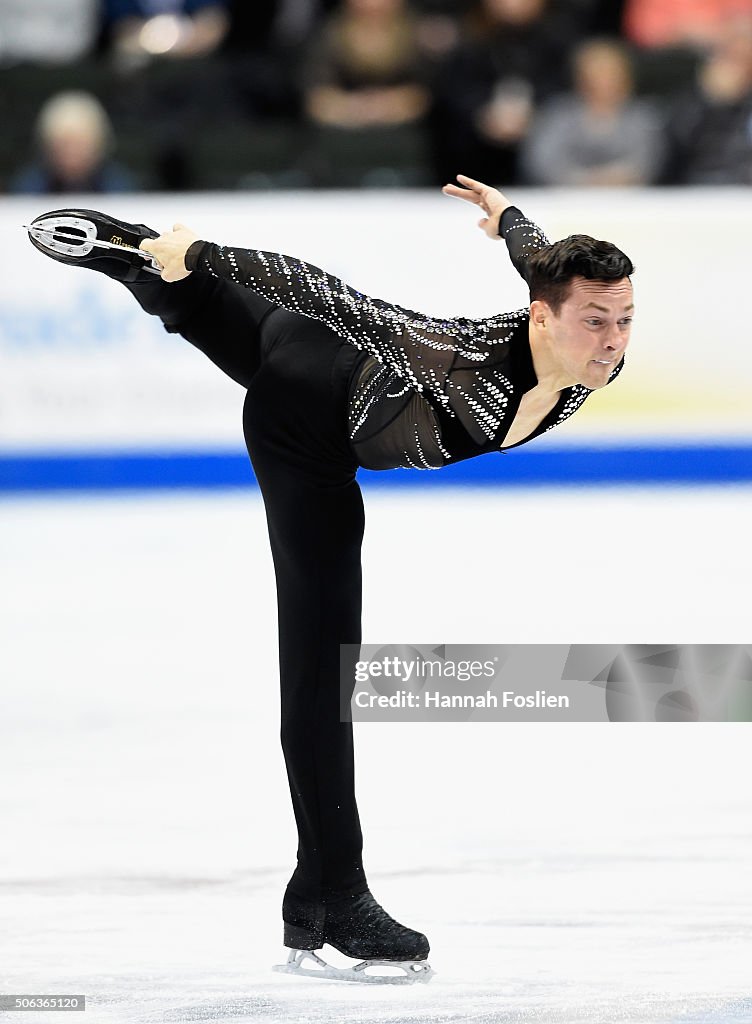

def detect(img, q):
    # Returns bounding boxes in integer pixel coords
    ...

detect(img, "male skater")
[27,176,635,983]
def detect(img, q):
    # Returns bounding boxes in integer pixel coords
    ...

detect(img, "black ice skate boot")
[26,207,212,330]
[26,209,162,283]
[275,888,433,985]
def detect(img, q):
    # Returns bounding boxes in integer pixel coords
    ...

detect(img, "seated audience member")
[623,0,752,50]
[581,0,628,37]
[10,91,137,194]
[223,0,324,52]
[103,0,230,62]
[662,19,752,184]
[303,0,431,129]
[0,0,100,65]
[219,1,324,122]
[521,37,663,186]
[428,0,577,185]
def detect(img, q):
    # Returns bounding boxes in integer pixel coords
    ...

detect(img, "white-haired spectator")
[0,0,99,65]
[10,91,137,194]
[521,38,664,186]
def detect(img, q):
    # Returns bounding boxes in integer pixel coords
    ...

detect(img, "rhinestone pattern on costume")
[190,207,623,471]
[501,216,549,272]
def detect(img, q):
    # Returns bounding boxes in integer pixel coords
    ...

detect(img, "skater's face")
[540,276,634,390]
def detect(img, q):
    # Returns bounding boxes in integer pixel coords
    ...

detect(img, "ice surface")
[1,488,751,1023]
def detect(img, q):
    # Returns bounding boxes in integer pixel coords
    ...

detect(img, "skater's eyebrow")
[580,302,634,313]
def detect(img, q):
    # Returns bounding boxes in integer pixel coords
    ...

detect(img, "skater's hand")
[441,174,513,241]
[140,224,199,282]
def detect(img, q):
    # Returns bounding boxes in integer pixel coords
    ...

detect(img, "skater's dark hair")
[527,235,634,315]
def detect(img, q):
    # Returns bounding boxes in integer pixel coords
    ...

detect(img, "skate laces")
[344,892,408,935]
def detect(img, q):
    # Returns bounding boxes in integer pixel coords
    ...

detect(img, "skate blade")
[273,947,435,985]
[24,216,162,273]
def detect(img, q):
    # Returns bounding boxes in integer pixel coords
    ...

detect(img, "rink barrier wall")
[2,189,751,492]
[2,444,752,494]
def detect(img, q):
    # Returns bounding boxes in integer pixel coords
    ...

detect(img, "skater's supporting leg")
[269,468,366,901]
[243,313,368,902]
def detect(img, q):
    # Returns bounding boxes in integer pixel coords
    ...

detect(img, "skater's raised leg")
[123,273,275,389]
[26,207,275,389]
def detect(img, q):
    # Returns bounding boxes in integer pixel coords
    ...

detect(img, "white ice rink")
[2,487,751,1024]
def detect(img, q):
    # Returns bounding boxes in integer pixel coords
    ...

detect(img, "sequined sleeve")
[185,240,421,346]
[498,206,551,284]
[184,238,523,418]
[186,239,430,366]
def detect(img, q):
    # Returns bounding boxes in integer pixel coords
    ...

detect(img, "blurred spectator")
[303,0,431,129]
[0,0,100,65]
[224,0,325,52]
[662,19,752,183]
[623,0,752,50]
[522,38,663,185]
[9,91,137,194]
[104,0,230,65]
[428,0,579,185]
[219,2,321,124]
[575,0,628,37]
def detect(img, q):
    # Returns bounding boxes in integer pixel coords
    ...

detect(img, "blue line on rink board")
[2,445,752,493]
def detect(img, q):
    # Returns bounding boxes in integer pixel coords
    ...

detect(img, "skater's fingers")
[442,184,481,205]
[160,259,191,282]
[456,174,487,192]
[138,231,194,282]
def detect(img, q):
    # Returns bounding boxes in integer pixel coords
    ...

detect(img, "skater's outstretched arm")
[140,222,529,404]
[143,224,446,327]
[442,174,551,285]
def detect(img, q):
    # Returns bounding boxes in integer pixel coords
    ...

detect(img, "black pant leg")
[123,274,276,389]
[243,310,369,902]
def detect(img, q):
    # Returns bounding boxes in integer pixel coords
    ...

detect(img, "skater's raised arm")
[140,222,497,396]
[142,223,431,333]
[442,174,551,285]
[140,224,510,399]
[183,239,424,346]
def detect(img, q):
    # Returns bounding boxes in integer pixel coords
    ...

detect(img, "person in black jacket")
[661,22,752,185]
[28,175,634,983]
[427,0,578,184]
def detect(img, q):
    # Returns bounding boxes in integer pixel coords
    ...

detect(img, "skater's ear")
[530,299,550,327]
